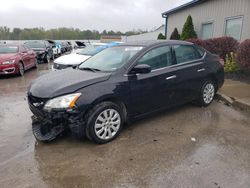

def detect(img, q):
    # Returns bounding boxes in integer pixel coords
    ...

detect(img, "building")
[100,35,122,43]
[122,25,165,42]
[162,0,250,41]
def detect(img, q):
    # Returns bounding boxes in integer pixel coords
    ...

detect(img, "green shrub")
[237,39,250,73]
[224,53,241,74]
[181,15,197,40]
[170,28,180,40]
[157,33,166,40]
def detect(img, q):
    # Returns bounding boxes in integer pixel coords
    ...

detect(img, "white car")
[52,43,106,71]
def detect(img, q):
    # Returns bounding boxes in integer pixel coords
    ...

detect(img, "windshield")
[0,46,19,54]
[79,46,143,72]
[77,45,104,56]
[25,41,45,48]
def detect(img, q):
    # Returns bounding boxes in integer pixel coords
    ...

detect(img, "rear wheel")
[85,102,124,144]
[197,80,215,106]
[18,62,24,76]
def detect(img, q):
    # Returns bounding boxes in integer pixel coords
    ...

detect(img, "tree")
[181,15,197,40]
[157,33,166,40]
[170,28,180,40]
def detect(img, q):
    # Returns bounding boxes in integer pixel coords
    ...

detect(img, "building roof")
[162,0,207,17]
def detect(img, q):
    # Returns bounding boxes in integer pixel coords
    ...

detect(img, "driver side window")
[137,46,172,70]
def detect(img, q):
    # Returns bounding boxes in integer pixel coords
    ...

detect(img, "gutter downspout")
[162,14,168,39]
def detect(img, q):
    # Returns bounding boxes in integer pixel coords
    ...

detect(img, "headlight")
[2,60,15,65]
[44,93,81,111]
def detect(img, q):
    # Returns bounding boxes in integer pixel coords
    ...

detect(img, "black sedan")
[27,40,224,144]
[24,40,53,63]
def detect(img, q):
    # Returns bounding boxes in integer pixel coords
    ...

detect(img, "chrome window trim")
[124,52,206,77]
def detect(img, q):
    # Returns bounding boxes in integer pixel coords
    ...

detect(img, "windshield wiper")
[79,67,101,72]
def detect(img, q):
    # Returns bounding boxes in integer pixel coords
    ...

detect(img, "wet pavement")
[0,64,250,188]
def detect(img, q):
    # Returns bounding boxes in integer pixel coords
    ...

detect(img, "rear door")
[171,44,207,102]
[128,45,177,116]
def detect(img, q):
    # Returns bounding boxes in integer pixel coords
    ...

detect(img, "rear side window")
[173,45,202,64]
[195,45,206,57]
[137,46,172,70]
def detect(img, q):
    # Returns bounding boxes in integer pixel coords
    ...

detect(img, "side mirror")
[130,64,151,74]
[72,65,78,69]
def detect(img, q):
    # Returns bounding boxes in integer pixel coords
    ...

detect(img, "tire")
[45,54,50,63]
[51,53,55,60]
[197,80,216,107]
[85,102,124,144]
[18,62,24,76]
[34,59,38,68]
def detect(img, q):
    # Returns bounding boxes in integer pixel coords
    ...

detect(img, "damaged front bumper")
[28,96,85,142]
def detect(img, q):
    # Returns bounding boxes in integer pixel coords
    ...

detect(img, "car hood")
[28,69,111,98]
[54,53,91,65]
[0,53,17,62]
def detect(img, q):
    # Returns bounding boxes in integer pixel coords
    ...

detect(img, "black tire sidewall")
[86,102,124,144]
[199,80,215,107]
[45,54,50,63]
[18,62,24,76]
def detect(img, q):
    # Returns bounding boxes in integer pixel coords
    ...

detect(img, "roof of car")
[120,40,193,47]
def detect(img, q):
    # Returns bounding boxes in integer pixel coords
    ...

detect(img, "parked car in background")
[55,42,62,56]
[24,40,53,63]
[59,41,68,54]
[53,43,107,70]
[66,41,73,52]
[74,41,86,49]
[46,40,59,58]
[0,44,37,76]
[28,40,224,144]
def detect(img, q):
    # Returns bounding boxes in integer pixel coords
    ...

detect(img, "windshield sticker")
[125,47,143,51]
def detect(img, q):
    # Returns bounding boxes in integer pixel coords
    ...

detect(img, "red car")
[0,44,37,76]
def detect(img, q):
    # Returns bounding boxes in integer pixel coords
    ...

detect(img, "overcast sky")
[0,0,190,32]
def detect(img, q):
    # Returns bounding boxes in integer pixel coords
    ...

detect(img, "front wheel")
[85,102,124,144]
[45,54,50,63]
[18,62,24,76]
[197,80,216,107]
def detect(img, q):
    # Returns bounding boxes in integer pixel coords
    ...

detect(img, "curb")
[215,92,250,112]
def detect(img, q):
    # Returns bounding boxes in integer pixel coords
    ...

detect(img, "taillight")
[219,58,225,67]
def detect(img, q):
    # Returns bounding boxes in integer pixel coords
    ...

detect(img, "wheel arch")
[206,74,219,92]
[88,95,129,123]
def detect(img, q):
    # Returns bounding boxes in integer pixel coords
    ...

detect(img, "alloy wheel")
[94,109,121,140]
[203,83,215,104]
[19,63,24,76]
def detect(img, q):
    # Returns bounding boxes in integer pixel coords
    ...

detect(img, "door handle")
[166,75,177,80]
[197,68,206,72]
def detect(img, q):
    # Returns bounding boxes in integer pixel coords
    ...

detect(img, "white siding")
[167,0,250,41]
[122,26,165,42]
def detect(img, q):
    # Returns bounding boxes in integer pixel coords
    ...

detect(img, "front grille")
[53,63,72,70]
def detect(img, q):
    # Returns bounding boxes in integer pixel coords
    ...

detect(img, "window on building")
[137,46,172,70]
[201,22,213,39]
[173,45,202,64]
[225,16,243,40]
